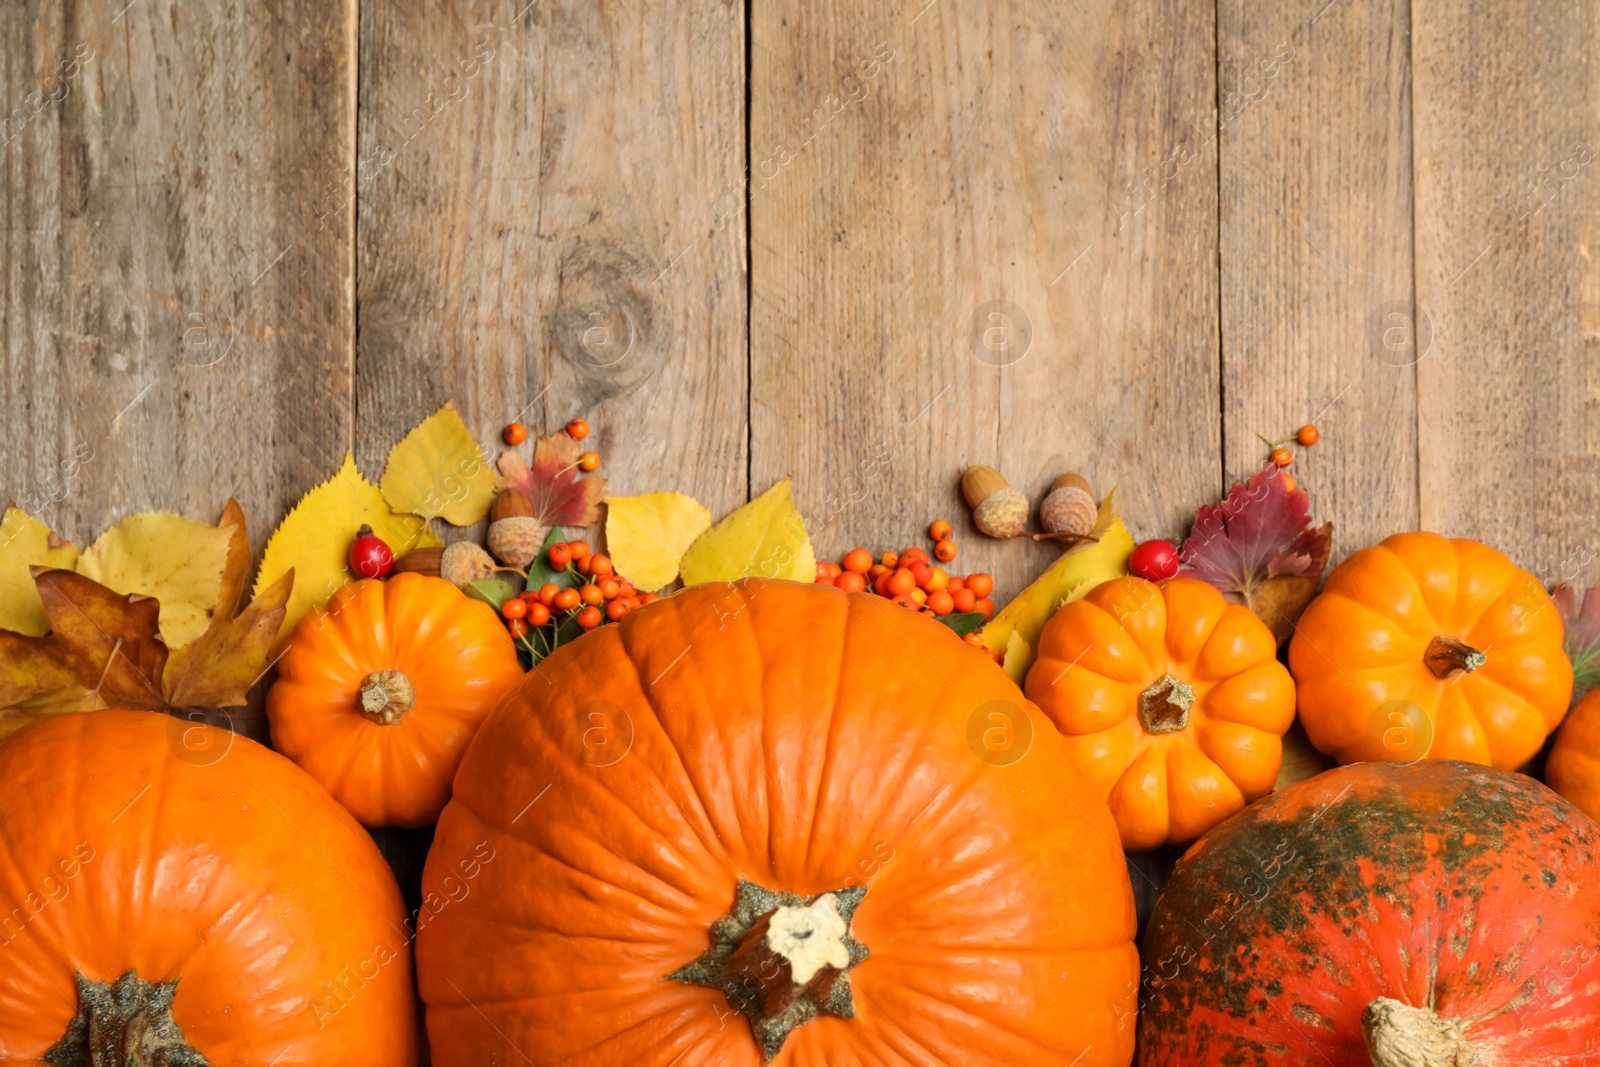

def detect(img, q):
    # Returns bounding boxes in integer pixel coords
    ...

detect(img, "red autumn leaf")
[1179,467,1332,643]
[1553,582,1600,702]
[496,433,607,527]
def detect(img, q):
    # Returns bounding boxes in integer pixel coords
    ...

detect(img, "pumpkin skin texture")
[416,579,1138,1067]
[0,710,416,1066]
[1138,760,1600,1066]
[1025,576,1296,850]
[1288,532,1571,769]
[1545,689,1600,821]
[268,573,524,827]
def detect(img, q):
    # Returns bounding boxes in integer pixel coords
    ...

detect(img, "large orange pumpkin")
[1139,760,1600,1065]
[1289,532,1571,768]
[268,573,524,827]
[1545,688,1600,820]
[415,579,1138,1066]
[1025,576,1295,849]
[0,710,416,1066]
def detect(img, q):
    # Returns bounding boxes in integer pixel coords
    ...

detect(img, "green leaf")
[935,611,987,637]
[466,579,518,611]
[523,528,573,591]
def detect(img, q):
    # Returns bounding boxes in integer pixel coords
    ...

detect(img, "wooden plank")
[354,0,748,537]
[1413,0,1600,585]
[748,0,1221,603]
[1,0,355,556]
[1218,0,1419,563]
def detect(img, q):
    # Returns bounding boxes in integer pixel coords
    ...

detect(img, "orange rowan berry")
[880,550,900,569]
[927,590,955,615]
[578,452,600,472]
[508,618,530,639]
[952,587,978,613]
[579,584,604,607]
[933,539,957,563]
[537,583,560,605]
[526,601,552,627]
[566,417,590,440]
[548,543,572,568]
[843,548,873,574]
[1296,424,1319,446]
[887,568,916,597]
[966,573,994,599]
[588,554,614,577]
[974,597,994,620]
[1271,447,1293,468]
[929,519,952,541]
[503,422,528,445]
[501,598,528,620]
[835,571,867,594]
[576,605,602,629]
[568,540,591,560]
[553,587,581,611]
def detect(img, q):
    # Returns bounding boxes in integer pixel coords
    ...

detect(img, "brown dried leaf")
[214,499,253,620]
[0,630,76,707]
[33,567,169,709]
[1246,523,1333,644]
[164,569,293,709]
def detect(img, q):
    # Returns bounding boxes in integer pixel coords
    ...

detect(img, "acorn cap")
[1050,472,1093,495]
[490,488,535,522]
[962,465,1010,509]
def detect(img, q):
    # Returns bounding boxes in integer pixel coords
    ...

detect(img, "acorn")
[393,543,498,589]
[961,465,1029,539]
[486,489,544,568]
[1039,473,1096,538]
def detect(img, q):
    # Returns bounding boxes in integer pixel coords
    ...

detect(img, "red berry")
[501,598,528,620]
[933,539,957,563]
[553,587,581,611]
[606,600,628,622]
[1296,424,1319,446]
[347,526,394,579]
[503,422,528,445]
[1128,539,1181,582]
[566,417,590,440]
[901,547,929,566]
[909,560,933,589]
[952,587,977,614]
[536,583,560,605]
[568,539,591,560]
[965,573,994,599]
[962,631,985,647]
[578,451,600,473]
[548,543,572,568]
[927,590,955,615]
[526,601,552,627]
[507,618,530,639]
[576,605,602,629]
[887,568,917,597]
[1270,447,1293,468]
[639,592,660,605]
[947,576,965,593]
[974,597,994,620]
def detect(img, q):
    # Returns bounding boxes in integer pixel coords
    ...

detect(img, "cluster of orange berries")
[1260,424,1319,492]
[816,519,996,627]
[503,416,600,472]
[498,538,659,645]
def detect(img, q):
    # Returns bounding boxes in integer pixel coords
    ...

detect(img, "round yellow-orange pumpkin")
[268,573,524,827]
[1025,575,1295,849]
[1546,689,1600,820]
[0,710,416,1066]
[415,579,1137,1066]
[1289,532,1571,768]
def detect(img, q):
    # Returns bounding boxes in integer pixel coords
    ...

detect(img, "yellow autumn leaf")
[257,453,441,642]
[380,402,496,526]
[605,492,713,592]
[679,479,816,586]
[0,508,79,636]
[75,512,233,649]
[980,491,1134,683]
[0,686,105,740]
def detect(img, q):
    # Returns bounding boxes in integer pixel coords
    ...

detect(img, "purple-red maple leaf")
[1180,466,1331,604]
[1553,582,1600,701]
[496,433,606,527]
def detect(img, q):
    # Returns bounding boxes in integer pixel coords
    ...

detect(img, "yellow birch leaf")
[75,512,233,649]
[605,492,713,592]
[380,402,496,526]
[0,507,79,636]
[980,491,1134,683]
[679,479,816,586]
[0,686,106,740]
[257,453,441,642]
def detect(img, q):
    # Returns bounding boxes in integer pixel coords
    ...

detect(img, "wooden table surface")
[5,0,1599,926]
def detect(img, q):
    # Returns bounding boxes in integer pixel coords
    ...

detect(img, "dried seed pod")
[440,541,498,588]
[961,465,1029,539]
[1039,473,1096,538]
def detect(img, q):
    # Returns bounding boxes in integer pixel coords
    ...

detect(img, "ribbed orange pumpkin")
[415,579,1138,1067]
[1545,689,1600,820]
[0,710,416,1066]
[1025,576,1296,849]
[1289,532,1571,768]
[268,573,524,827]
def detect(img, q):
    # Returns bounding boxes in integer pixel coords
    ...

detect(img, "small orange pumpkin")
[1025,575,1295,849]
[1546,689,1600,820]
[268,573,524,828]
[1289,532,1571,768]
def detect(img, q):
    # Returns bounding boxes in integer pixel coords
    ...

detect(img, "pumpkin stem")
[1362,997,1478,1067]
[358,670,416,725]
[43,971,209,1067]
[1139,675,1195,734]
[668,880,870,1061]
[1423,636,1487,680]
